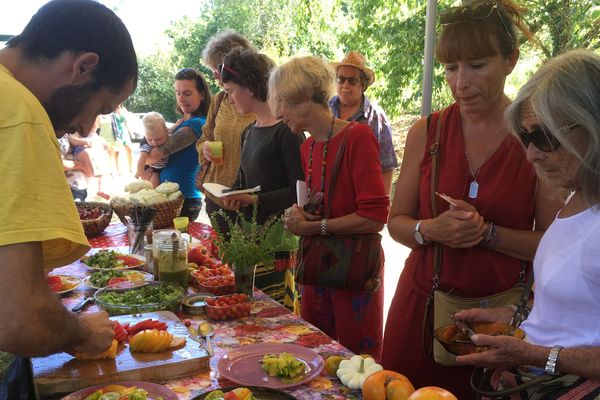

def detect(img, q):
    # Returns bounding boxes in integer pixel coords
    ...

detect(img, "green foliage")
[127,0,599,121]
[210,205,280,271]
[126,53,178,122]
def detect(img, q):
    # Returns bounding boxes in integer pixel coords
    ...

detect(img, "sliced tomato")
[107,277,129,287]
[116,254,143,267]
[47,276,63,292]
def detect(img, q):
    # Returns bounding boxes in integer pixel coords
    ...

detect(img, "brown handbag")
[296,130,383,292]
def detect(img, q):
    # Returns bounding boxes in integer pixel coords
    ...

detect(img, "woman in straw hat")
[382,0,561,396]
[329,51,398,194]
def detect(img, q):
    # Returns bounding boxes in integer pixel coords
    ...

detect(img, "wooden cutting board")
[33,311,210,398]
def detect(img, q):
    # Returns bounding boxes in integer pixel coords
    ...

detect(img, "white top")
[521,204,600,347]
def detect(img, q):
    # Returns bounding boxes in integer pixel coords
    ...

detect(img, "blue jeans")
[0,357,36,400]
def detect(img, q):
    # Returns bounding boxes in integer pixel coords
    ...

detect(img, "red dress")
[382,104,537,398]
[300,122,389,359]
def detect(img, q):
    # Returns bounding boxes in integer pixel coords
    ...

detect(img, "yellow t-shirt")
[0,64,89,269]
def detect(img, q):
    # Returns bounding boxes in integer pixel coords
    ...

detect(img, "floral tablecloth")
[51,223,359,400]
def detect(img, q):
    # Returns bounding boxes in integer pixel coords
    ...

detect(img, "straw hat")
[331,51,375,88]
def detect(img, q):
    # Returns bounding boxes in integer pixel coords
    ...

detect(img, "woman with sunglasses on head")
[382,0,561,396]
[453,49,600,399]
[145,68,211,221]
[197,31,256,235]
[272,56,389,359]
[218,48,305,307]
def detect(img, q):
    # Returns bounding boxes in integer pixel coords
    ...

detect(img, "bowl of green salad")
[94,281,185,316]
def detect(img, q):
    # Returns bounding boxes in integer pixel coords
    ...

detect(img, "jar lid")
[182,293,214,315]
[152,229,181,242]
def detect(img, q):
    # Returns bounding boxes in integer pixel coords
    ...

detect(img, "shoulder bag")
[421,108,531,366]
[295,130,383,292]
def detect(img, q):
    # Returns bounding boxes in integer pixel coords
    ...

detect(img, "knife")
[72,297,94,313]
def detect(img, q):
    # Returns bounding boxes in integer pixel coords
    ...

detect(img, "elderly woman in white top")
[454,49,600,398]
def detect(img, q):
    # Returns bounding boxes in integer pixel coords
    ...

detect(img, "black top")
[235,121,305,224]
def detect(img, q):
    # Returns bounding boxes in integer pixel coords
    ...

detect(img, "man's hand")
[70,311,115,355]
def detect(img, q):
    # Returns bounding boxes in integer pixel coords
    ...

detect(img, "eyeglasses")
[440,2,514,51]
[336,76,359,86]
[518,122,578,152]
[219,63,240,78]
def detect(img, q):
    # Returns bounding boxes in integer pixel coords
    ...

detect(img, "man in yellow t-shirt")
[0,1,137,397]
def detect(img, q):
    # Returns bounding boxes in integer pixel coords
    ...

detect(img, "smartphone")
[435,192,459,207]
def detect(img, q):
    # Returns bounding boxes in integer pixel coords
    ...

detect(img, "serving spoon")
[199,321,215,356]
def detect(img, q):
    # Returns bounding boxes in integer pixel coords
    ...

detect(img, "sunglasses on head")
[218,63,240,78]
[440,2,514,51]
[518,122,578,152]
[336,76,359,86]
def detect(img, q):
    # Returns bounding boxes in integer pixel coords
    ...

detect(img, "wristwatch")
[544,345,564,376]
[414,220,428,245]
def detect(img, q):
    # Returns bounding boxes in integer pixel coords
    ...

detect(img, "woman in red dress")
[382,0,561,397]
[270,56,389,359]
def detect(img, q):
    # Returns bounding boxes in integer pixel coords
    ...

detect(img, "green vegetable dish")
[89,270,126,287]
[94,282,184,316]
[83,250,122,269]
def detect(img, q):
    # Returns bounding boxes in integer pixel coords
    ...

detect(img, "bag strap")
[323,123,351,219]
[470,367,560,399]
[422,107,447,355]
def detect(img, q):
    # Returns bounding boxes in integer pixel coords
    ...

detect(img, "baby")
[136,112,169,188]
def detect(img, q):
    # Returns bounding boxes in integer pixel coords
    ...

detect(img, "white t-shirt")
[521,204,600,347]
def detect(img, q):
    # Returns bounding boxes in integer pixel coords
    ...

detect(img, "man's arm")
[0,242,114,357]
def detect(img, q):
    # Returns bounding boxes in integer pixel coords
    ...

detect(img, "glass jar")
[127,221,153,257]
[153,231,188,290]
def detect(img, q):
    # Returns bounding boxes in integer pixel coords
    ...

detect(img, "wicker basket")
[76,202,112,237]
[110,197,184,229]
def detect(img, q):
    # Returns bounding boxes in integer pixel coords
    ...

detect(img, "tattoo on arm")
[159,127,198,156]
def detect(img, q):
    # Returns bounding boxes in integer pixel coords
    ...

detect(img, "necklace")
[464,128,505,199]
[306,115,336,212]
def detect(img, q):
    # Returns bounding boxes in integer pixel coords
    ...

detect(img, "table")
[50,222,360,399]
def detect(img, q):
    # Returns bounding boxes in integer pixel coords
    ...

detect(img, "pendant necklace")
[306,115,336,212]
[466,129,504,199]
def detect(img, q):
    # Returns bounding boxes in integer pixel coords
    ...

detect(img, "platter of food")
[217,343,323,389]
[194,386,296,400]
[83,270,154,290]
[61,381,177,400]
[81,249,145,271]
[47,275,82,295]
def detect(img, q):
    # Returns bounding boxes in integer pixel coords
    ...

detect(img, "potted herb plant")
[210,205,283,297]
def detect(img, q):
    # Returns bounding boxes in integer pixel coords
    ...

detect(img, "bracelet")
[545,345,564,376]
[480,222,500,250]
[320,218,329,236]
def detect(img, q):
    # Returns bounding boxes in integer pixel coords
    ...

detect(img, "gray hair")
[268,56,335,115]
[506,49,600,205]
[201,30,254,69]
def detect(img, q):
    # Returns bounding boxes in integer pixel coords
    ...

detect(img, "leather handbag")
[296,130,383,292]
[421,108,531,366]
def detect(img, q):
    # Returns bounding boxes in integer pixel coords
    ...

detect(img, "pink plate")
[61,381,177,400]
[217,343,324,389]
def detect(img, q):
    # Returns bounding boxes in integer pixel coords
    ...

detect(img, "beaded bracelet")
[320,218,329,236]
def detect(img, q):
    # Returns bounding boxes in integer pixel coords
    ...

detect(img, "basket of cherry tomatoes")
[205,293,252,320]
[76,201,112,237]
[190,264,236,295]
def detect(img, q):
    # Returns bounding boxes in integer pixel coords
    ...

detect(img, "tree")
[126,53,178,122]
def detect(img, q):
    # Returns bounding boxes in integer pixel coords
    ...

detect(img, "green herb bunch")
[210,204,281,273]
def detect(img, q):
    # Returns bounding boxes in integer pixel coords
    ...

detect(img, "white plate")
[49,275,82,295]
[83,270,154,290]
[81,251,146,271]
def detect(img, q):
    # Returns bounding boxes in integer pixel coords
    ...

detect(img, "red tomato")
[107,277,129,286]
[47,276,63,292]
[224,392,238,400]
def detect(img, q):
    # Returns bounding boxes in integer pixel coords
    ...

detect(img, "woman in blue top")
[146,68,212,221]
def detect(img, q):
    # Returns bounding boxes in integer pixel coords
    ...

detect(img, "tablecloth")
[49,224,359,399]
